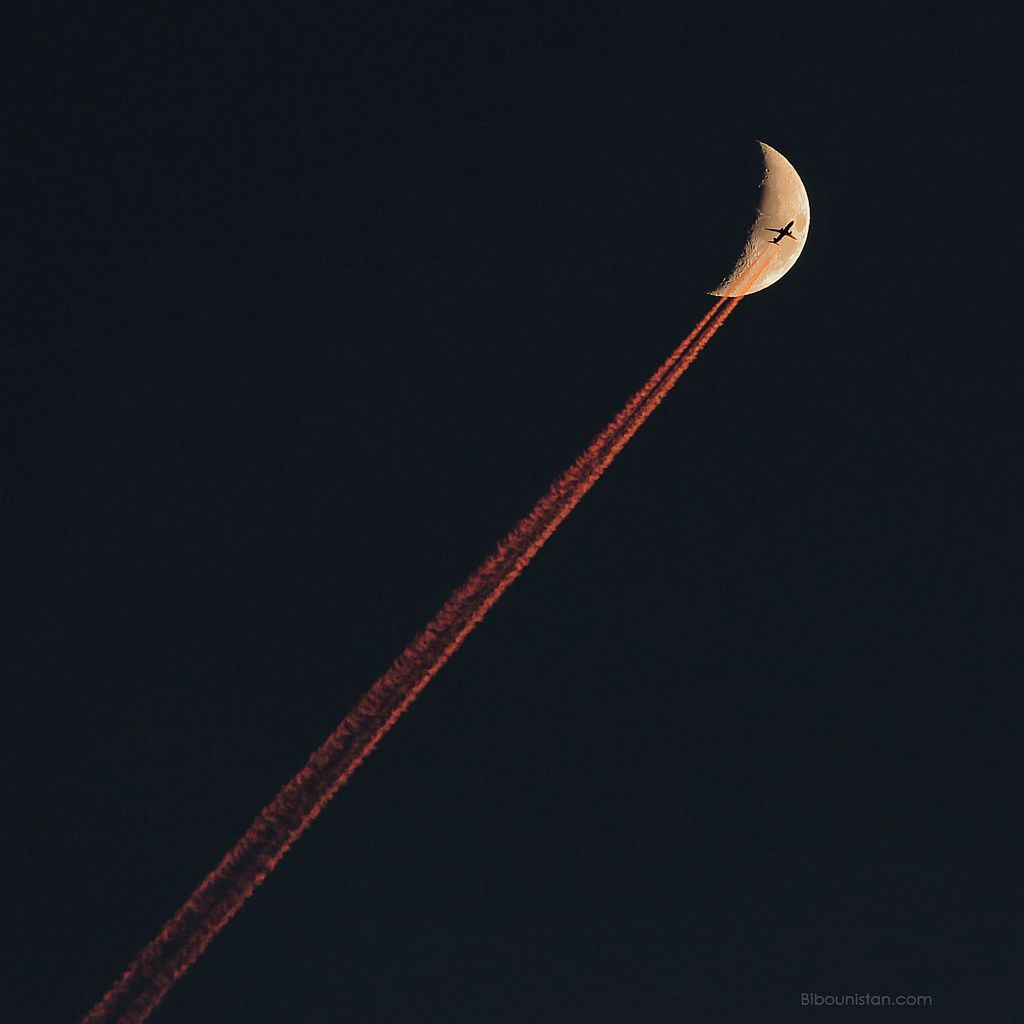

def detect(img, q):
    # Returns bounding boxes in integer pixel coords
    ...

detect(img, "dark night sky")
[5,5,1020,1023]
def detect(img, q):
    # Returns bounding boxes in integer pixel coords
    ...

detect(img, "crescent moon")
[710,141,810,296]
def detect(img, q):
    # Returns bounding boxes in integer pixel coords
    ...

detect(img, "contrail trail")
[83,253,770,1024]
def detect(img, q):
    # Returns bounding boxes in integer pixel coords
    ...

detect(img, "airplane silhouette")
[765,220,797,245]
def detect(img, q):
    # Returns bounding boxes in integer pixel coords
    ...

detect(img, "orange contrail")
[83,251,771,1024]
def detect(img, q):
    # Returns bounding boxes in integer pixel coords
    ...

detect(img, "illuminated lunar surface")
[711,141,810,296]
